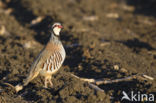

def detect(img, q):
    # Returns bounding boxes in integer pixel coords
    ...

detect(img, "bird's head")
[52,22,63,36]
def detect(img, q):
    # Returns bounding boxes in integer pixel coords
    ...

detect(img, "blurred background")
[0,0,155,102]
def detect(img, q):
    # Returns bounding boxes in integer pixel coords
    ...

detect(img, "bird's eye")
[54,25,58,27]
[55,25,63,28]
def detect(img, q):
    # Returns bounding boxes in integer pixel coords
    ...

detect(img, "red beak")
[58,25,63,28]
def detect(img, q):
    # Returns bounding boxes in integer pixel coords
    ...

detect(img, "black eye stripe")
[53,24,62,29]
[54,25,59,27]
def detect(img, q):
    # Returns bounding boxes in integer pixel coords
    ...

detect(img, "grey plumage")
[15,23,65,92]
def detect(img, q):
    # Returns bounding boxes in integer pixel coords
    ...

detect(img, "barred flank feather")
[42,50,64,73]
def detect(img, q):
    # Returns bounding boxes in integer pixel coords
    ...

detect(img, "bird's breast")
[39,43,66,77]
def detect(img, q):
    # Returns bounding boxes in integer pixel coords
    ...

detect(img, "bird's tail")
[15,84,23,92]
[3,82,23,92]
[15,70,39,92]
[15,74,36,92]
[14,74,33,92]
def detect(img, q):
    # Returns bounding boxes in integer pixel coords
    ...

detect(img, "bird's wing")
[29,47,46,72]
[23,47,50,86]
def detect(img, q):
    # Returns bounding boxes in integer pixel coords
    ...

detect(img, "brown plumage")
[15,23,66,92]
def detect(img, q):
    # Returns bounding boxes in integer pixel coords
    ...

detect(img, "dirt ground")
[0,0,156,103]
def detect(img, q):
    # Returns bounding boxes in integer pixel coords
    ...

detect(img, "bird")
[15,22,66,92]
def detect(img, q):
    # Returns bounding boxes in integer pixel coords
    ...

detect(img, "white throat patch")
[53,27,61,36]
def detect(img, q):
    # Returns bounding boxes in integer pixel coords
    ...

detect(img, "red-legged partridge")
[15,22,66,92]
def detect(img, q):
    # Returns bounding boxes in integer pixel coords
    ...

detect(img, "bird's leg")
[44,77,48,88]
[48,76,53,88]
